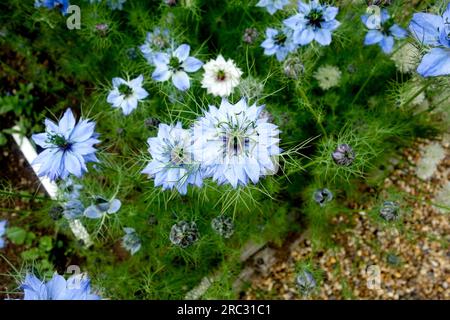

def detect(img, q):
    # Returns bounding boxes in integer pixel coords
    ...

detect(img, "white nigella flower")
[141,122,203,195]
[313,65,341,90]
[107,75,149,115]
[201,55,243,97]
[192,98,281,188]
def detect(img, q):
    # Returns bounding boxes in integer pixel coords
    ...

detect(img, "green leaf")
[0,132,7,146]
[21,248,40,261]
[39,236,53,252]
[6,226,27,245]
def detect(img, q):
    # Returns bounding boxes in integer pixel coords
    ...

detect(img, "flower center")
[170,145,188,165]
[274,33,287,46]
[153,35,168,49]
[222,130,250,157]
[307,9,324,28]
[118,84,133,97]
[169,56,182,71]
[48,134,71,151]
[216,70,227,81]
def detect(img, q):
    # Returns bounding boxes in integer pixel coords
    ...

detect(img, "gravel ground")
[244,137,449,300]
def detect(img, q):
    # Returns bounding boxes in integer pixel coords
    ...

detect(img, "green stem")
[296,86,327,138]
[0,190,48,201]
[350,65,376,106]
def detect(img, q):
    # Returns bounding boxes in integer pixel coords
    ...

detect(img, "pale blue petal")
[380,35,394,54]
[323,6,338,21]
[417,47,450,77]
[173,44,190,62]
[64,151,82,177]
[409,12,442,46]
[107,199,121,214]
[84,205,103,219]
[182,57,203,72]
[364,30,383,45]
[314,29,332,46]
[172,71,190,91]
[296,28,315,45]
[152,67,171,82]
[390,24,407,39]
[32,133,51,148]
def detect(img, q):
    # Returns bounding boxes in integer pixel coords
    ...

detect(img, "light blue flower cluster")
[140,28,173,65]
[32,109,100,181]
[260,0,340,61]
[409,4,450,77]
[152,44,204,91]
[142,99,281,194]
[256,0,290,15]
[284,0,340,46]
[361,9,407,54]
[21,273,100,300]
[141,122,203,195]
[34,0,70,15]
[60,178,85,219]
[84,196,121,219]
[261,27,297,62]
[107,75,149,115]
[0,220,7,249]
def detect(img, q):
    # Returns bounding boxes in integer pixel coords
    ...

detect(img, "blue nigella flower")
[59,178,84,219]
[84,196,121,219]
[121,227,142,255]
[256,0,290,15]
[31,109,100,181]
[60,177,83,199]
[192,99,281,188]
[283,0,340,46]
[361,9,407,54]
[261,27,297,61]
[21,273,100,300]
[107,75,149,116]
[140,28,172,65]
[107,0,126,10]
[34,0,70,15]
[409,4,450,77]
[0,220,7,249]
[63,199,85,219]
[152,44,203,91]
[141,122,203,195]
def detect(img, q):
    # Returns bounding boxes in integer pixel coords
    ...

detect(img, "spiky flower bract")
[21,273,100,300]
[142,122,203,195]
[152,44,203,91]
[283,0,340,46]
[201,55,243,97]
[122,227,142,255]
[169,221,199,248]
[192,98,281,188]
[361,9,407,54]
[31,109,100,181]
[107,75,149,116]
[409,3,450,77]
[313,65,341,90]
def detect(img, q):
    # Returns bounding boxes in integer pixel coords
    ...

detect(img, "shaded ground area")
[245,137,449,300]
